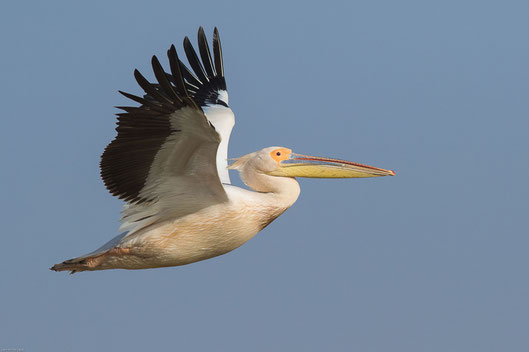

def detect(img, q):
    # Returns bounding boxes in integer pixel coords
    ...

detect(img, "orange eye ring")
[270,148,292,163]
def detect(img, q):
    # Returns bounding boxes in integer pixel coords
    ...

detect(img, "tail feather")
[50,257,92,274]
[51,233,129,274]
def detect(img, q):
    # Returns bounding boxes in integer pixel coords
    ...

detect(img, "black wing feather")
[162,28,228,107]
[133,69,174,107]
[118,90,169,114]
[178,28,228,107]
[198,26,216,77]
[178,60,202,89]
[102,27,228,203]
[151,55,179,102]
[212,27,224,78]
[102,43,205,204]
[167,45,189,95]
[183,36,209,83]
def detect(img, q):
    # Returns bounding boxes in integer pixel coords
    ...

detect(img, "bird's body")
[51,27,394,273]
[65,181,298,271]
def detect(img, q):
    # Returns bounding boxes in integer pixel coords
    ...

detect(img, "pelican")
[51,27,395,273]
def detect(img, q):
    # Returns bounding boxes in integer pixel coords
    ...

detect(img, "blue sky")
[1,0,527,351]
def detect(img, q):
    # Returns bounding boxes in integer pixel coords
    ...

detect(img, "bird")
[51,27,395,273]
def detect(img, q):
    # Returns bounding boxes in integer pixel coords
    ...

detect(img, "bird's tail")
[50,256,92,274]
[51,232,129,274]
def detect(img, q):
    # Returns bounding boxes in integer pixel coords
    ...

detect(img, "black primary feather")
[167,45,189,95]
[177,60,202,89]
[151,55,179,102]
[179,28,227,107]
[183,36,209,83]
[159,28,228,108]
[212,27,224,78]
[198,26,216,77]
[133,69,174,107]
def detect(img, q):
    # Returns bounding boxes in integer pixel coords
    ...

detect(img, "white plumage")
[51,27,395,273]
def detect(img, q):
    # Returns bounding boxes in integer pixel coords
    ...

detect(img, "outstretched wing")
[176,27,235,184]
[101,44,228,233]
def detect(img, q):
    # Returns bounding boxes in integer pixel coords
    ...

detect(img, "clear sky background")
[1,0,527,351]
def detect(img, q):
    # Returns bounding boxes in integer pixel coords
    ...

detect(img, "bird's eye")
[270,148,291,162]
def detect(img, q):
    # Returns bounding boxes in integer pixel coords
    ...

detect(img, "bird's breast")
[122,199,286,267]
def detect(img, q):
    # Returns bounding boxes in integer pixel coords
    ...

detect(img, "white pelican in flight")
[51,27,395,273]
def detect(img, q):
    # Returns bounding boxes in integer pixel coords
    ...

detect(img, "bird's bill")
[268,153,396,178]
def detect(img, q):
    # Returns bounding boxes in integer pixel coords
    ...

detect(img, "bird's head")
[229,146,395,179]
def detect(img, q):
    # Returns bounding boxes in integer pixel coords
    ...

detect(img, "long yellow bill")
[268,153,396,178]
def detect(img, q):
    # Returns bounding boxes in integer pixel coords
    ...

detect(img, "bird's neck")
[243,175,301,231]
[241,172,300,208]
[264,176,301,210]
